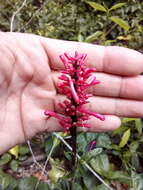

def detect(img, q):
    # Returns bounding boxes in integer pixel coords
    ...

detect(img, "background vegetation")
[0,0,143,189]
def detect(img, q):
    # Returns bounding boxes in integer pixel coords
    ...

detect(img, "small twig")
[53,132,114,190]
[27,140,48,175]
[104,23,117,37]
[10,0,27,32]
[34,142,55,190]
[18,0,47,32]
[21,154,46,166]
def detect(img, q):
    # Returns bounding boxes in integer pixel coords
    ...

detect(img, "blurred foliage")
[0,0,143,49]
[0,0,143,189]
[0,118,143,189]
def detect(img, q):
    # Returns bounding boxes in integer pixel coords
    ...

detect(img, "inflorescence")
[44,52,105,131]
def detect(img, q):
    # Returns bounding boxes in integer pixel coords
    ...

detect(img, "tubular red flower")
[87,77,100,86]
[68,76,80,104]
[84,68,96,77]
[77,107,105,121]
[59,55,69,69]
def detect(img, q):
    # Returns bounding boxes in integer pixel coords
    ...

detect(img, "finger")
[41,37,143,76]
[45,117,63,132]
[44,114,121,132]
[86,96,143,118]
[90,74,143,100]
[78,115,121,132]
[52,71,143,100]
[53,95,143,118]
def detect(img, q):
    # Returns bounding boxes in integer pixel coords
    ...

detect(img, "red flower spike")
[44,52,105,131]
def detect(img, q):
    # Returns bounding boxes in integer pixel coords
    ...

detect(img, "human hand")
[0,32,143,154]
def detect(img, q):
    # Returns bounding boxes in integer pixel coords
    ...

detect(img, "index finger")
[41,37,143,76]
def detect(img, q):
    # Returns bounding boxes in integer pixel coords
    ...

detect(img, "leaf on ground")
[0,153,12,166]
[0,169,17,189]
[131,172,143,190]
[90,153,109,175]
[72,183,83,190]
[119,129,131,148]
[95,184,110,190]
[135,119,142,135]
[96,133,111,149]
[37,182,51,190]
[81,148,103,162]
[48,158,66,183]
[108,171,131,184]
[19,145,30,155]
[10,160,19,172]
[18,176,37,190]
[9,145,19,159]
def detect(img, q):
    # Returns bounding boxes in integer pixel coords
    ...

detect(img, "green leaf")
[19,145,29,155]
[95,184,110,190]
[19,155,28,161]
[84,31,103,43]
[0,169,17,189]
[48,167,65,183]
[88,148,103,157]
[129,141,139,153]
[108,171,131,184]
[123,150,131,162]
[112,125,128,136]
[122,118,136,123]
[0,153,12,166]
[110,144,121,151]
[72,183,83,190]
[110,16,130,31]
[135,119,142,135]
[37,182,51,190]
[77,132,98,153]
[131,172,143,190]
[83,170,99,189]
[132,153,140,171]
[109,3,126,12]
[90,153,109,175]
[10,160,19,172]
[81,148,103,162]
[119,128,131,148]
[18,177,37,190]
[96,133,111,149]
[58,179,70,190]
[86,1,107,12]
[45,135,53,154]
[48,158,65,183]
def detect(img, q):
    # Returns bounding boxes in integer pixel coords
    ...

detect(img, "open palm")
[0,32,143,154]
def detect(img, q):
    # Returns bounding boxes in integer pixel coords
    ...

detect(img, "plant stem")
[69,125,77,167]
[53,133,114,190]
[69,60,78,168]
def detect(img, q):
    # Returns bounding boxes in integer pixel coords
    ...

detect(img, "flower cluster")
[44,52,105,131]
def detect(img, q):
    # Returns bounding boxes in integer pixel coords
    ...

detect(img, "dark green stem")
[69,124,77,166]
